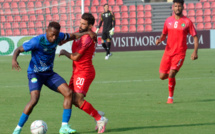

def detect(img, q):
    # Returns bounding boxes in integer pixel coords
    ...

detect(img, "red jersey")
[72,34,95,74]
[162,15,197,56]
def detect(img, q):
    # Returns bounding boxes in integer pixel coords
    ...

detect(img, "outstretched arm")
[155,33,167,45]
[191,35,198,60]
[59,50,82,61]
[12,46,25,71]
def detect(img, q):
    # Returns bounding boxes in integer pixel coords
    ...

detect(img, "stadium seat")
[203,2,211,8]
[97,6,104,12]
[37,28,43,34]
[46,14,52,21]
[45,8,51,14]
[0,9,3,15]
[137,11,144,18]
[204,23,212,29]
[11,2,18,8]
[204,16,211,22]
[91,7,97,13]
[213,23,215,29]
[204,9,211,16]
[129,12,136,18]
[21,29,28,35]
[61,28,67,33]
[108,0,115,6]
[115,12,120,19]
[189,17,196,23]
[85,0,91,6]
[0,23,3,28]
[116,0,123,5]
[59,7,67,14]
[6,29,13,36]
[4,22,11,29]
[187,3,194,9]
[28,8,35,14]
[66,20,73,26]
[84,7,89,12]
[109,6,112,11]
[4,9,11,15]
[121,26,128,32]
[3,2,10,9]
[196,16,203,23]
[53,14,60,21]
[137,5,144,11]
[29,29,36,35]
[121,5,128,12]
[145,11,152,18]
[76,14,82,19]
[200,0,207,2]
[7,16,13,22]
[208,0,215,2]
[0,16,6,22]
[183,3,187,9]
[14,29,21,36]
[60,14,67,21]
[71,14,75,19]
[36,9,43,14]
[20,8,27,15]
[12,22,19,29]
[74,7,82,13]
[129,19,136,25]
[92,0,99,6]
[145,5,152,11]
[113,6,120,12]
[212,16,215,22]
[137,18,144,25]
[1,30,5,36]
[75,20,80,27]
[19,2,26,8]
[60,21,66,27]
[195,3,202,9]
[137,25,144,32]
[35,22,43,27]
[14,16,21,22]
[145,18,152,24]
[76,0,82,6]
[52,1,59,6]
[92,13,98,19]
[115,19,120,25]
[28,22,35,28]
[44,1,50,7]
[29,15,36,21]
[197,23,204,30]
[145,25,152,31]
[20,22,27,28]
[188,10,195,17]
[122,12,128,19]
[196,9,203,16]
[100,0,107,5]
[115,26,120,33]
[27,2,34,8]
[35,1,42,8]
[182,10,187,16]
[70,1,74,6]
[129,5,136,12]
[129,25,136,32]
[121,19,128,25]
[211,2,215,8]
[51,7,58,14]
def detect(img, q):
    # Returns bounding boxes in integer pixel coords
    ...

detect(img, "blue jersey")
[23,32,68,74]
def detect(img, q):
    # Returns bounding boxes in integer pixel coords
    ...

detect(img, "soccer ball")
[30,120,48,134]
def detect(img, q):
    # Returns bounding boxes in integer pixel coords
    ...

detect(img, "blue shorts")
[27,71,66,92]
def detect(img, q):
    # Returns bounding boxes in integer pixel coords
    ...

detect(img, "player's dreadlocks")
[173,0,184,5]
[48,21,61,31]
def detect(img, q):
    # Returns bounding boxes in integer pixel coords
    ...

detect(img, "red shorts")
[69,72,95,96]
[159,54,185,74]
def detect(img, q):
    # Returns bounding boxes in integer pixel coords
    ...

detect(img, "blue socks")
[18,113,29,127]
[62,109,72,123]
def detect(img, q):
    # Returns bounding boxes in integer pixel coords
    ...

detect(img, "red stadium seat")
[122,12,128,19]
[115,19,120,25]
[109,6,112,11]
[85,0,91,6]
[203,2,211,8]
[145,25,152,31]
[183,3,187,9]
[20,22,27,28]
[28,22,35,28]
[61,14,67,21]
[121,5,128,12]
[61,28,67,33]
[76,14,82,19]
[29,29,36,35]
[121,19,128,25]
[116,0,123,5]
[92,0,99,6]
[114,12,120,19]
[129,5,136,12]
[4,9,11,15]
[200,0,207,2]
[11,2,18,8]
[45,8,50,14]
[60,21,66,27]
[35,22,43,27]
[1,30,5,36]
[14,29,21,36]
[115,26,121,33]
[97,6,104,12]
[6,29,13,36]
[145,5,152,11]
[21,29,28,35]
[3,2,10,9]
[188,10,195,17]
[197,23,204,30]
[46,14,52,21]
[59,7,67,14]
[137,25,144,32]
[75,20,80,26]
[36,9,43,14]
[20,8,27,15]
[187,3,194,9]
[129,25,136,32]
[145,18,152,24]
[12,22,19,29]
[1,23,3,28]
[53,14,60,21]
[0,9,3,15]
[19,2,26,8]
[71,14,75,19]
[7,16,13,22]
[189,17,196,23]
[28,8,35,14]
[44,1,50,7]
[212,16,215,22]
[29,15,36,21]
[129,12,136,18]
[14,16,21,21]
[195,3,202,9]
[204,9,211,16]
[84,7,89,12]
[182,10,187,16]
[92,13,98,19]
[204,16,211,22]
[0,16,6,22]
[100,0,107,5]
[137,11,144,18]
[145,11,152,18]
[27,2,34,8]
[108,0,115,6]
[137,5,144,11]
[4,22,11,29]
[66,20,73,26]
[70,1,74,6]
[52,1,59,6]
[35,2,42,8]
[91,7,97,13]
[213,23,215,29]
[129,19,136,25]
[121,26,128,32]
[51,7,58,14]
[76,0,82,6]
[211,2,215,8]
[137,18,144,25]
[113,6,120,12]
[37,28,43,34]
[196,16,203,23]
[204,23,212,29]
[74,7,82,13]
[196,9,203,16]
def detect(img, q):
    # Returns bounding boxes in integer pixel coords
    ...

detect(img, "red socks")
[168,77,176,97]
[80,100,101,121]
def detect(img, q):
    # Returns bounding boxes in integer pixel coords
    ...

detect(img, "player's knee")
[64,89,73,98]
[73,98,83,108]
[159,74,168,80]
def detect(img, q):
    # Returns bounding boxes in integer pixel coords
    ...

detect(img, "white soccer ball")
[30,120,48,134]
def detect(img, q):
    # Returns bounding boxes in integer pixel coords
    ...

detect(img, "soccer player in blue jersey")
[12,22,95,134]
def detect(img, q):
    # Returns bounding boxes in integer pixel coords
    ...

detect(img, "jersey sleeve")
[58,32,70,41]
[22,37,39,52]
[188,20,197,36]
[77,35,93,55]
[162,20,168,35]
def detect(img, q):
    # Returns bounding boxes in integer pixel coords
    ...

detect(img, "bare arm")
[12,46,25,71]
[191,35,198,60]
[155,33,167,45]
[59,50,82,61]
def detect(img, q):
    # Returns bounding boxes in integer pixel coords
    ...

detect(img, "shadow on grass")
[178,99,215,103]
[81,122,215,133]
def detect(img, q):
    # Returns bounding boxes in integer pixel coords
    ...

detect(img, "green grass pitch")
[1,49,215,134]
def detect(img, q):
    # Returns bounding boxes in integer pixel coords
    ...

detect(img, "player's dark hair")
[173,0,184,5]
[48,21,61,31]
[81,13,95,26]
[104,3,108,7]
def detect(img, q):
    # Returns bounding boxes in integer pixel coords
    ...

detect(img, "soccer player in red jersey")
[59,13,108,133]
[155,0,198,104]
